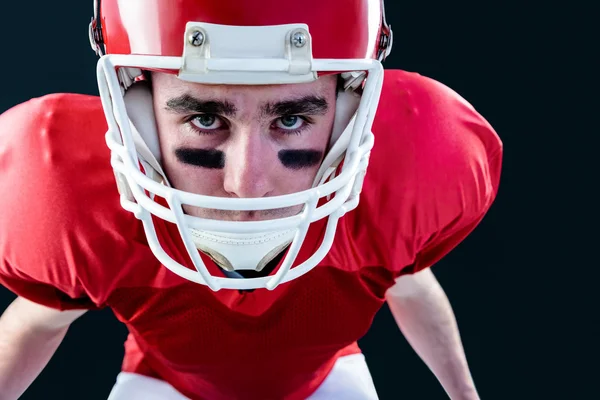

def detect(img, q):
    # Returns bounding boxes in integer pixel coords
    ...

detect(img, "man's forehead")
[153,72,336,99]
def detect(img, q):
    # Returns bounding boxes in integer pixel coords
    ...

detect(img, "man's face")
[151,73,338,221]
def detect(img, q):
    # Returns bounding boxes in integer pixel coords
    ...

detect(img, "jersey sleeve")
[351,69,503,277]
[0,93,144,310]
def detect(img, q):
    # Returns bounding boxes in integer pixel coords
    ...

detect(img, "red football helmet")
[89,0,393,291]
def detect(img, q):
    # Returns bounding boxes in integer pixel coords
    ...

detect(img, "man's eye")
[274,115,305,131]
[190,114,222,130]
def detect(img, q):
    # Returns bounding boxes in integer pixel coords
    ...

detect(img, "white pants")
[107,353,379,400]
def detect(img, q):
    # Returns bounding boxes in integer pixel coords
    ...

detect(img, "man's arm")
[0,296,86,400]
[385,268,479,400]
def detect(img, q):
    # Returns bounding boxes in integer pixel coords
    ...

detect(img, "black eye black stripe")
[278,150,323,170]
[175,148,225,169]
[175,148,322,170]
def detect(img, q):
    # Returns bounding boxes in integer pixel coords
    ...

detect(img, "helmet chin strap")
[189,229,296,271]
[123,78,361,274]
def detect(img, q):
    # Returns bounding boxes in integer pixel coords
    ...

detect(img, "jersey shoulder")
[0,93,108,165]
[373,68,503,156]
[345,69,503,275]
[0,94,151,309]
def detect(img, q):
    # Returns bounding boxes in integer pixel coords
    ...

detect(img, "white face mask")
[97,22,385,291]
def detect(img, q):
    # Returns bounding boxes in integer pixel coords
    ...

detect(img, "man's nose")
[222,130,275,198]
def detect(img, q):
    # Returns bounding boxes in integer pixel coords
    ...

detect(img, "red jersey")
[0,69,502,399]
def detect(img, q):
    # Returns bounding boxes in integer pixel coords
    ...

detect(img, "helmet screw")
[188,30,205,47]
[291,31,307,48]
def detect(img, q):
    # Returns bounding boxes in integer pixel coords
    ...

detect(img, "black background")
[0,2,589,399]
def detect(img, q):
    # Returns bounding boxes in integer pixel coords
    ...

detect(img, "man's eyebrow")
[165,94,237,116]
[262,95,329,117]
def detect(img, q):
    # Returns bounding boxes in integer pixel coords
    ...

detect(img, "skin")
[151,72,338,221]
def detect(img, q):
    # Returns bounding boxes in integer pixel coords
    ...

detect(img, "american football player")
[0,0,502,399]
